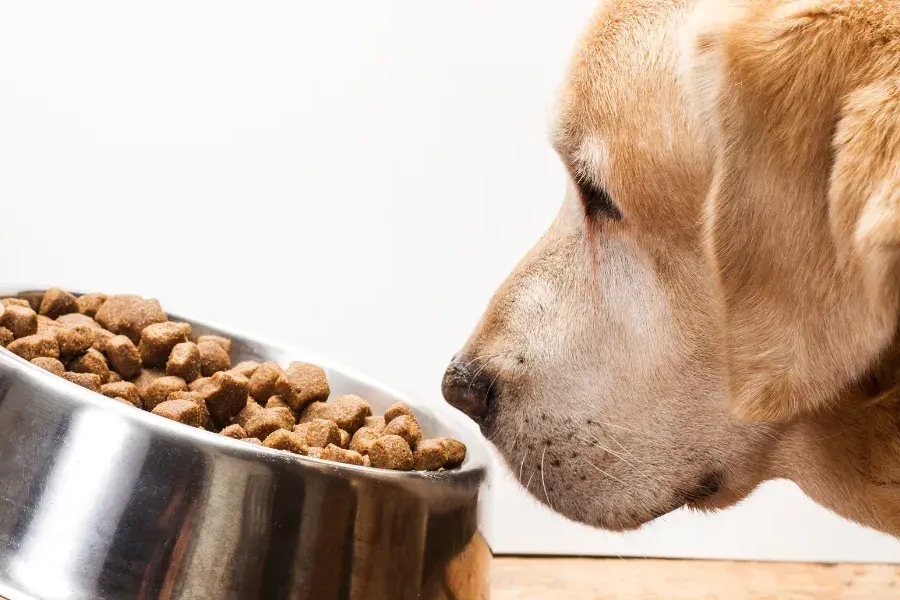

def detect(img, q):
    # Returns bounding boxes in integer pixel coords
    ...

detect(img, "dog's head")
[443,0,900,532]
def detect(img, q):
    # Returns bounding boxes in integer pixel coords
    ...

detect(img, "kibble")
[95,295,167,344]
[31,357,66,376]
[151,399,207,428]
[101,381,142,407]
[140,322,190,368]
[369,435,414,471]
[349,427,381,455]
[76,293,107,318]
[384,402,416,424]
[198,341,231,377]
[1,305,38,339]
[202,370,249,426]
[63,371,102,392]
[8,335,60,361]
[263,429,308,455]
[232,361,260,378]
[39,288,78,319]
[104,335,143,378]
[197,335,232,355]
[166,342,201,382]
[274,362,330,411]
[0,288,467,472]
[143,376,188,411]
[324,395,372,433]
[245,408,296,440]
[383,414,422,449]
[68,348,111,384]
[249,361,283,402]
[220,424,247,439]
[305,418,341,448]
[57,325,95,358]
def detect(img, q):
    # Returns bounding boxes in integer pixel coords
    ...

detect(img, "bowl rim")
[0,285,490,483]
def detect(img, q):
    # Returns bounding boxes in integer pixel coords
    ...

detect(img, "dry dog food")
[0,288,467,472]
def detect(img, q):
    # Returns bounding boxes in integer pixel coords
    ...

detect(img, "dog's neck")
[772,340,900,536]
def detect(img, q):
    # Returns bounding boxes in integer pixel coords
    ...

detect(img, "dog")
[442,0,900,537]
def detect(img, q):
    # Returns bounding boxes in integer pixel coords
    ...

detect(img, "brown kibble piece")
[140,322,190,368]
[220,424,247,439]
[57,325,95,358]
[305,418,341,448]
[197,335,232,355]
[234,398,264,428]
[198,341,231,377]
[108,371,123,383]
[95,295,167,344]
[263,429,308,455]
[36,316,63,338]
[91,328,115,353]
[68,348,111,384]
[274,362,330,411]
[323,395,372,433]
[245,408,296,440]
[8,335,60,361]
[364,416,386,433]
[132,368,165,397]
[298,401,330,423]
[151,399,207,428]
[31,357,66,376]
[57,313,102,329]
[188,376,211,393]
[166,342,201,382]
[413,439,449,471]
[369,435,414,471]
[249,361,283,402]
[1,305,38,339]
[244,437,263,445]
[202,370,250,426]
[76,293,107,317]
[440,439,467,467]
[317,444,365,466]
[363,455,371,467]
[265,395,290,410]
[232,361,260,378]
[16,292,44,312]
[2,298,31,308]
[384,414,423,449]
[143,376,188,411]
[39,288,78,319]
[292,423,310,438]
[104,335,143,378]
[339,429,350,449]
[349,427,381,455]
[384,402,416,424]
[63,371,102,392]
[0,327,13,348]
[101,382,141,407]
[168,390,204,403]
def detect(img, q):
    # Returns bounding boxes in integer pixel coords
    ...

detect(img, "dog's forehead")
[554,0,691,168]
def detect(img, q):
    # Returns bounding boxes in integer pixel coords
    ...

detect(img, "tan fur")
[449,0,900,536]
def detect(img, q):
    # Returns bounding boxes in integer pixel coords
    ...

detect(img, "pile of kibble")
[0,289,465,472]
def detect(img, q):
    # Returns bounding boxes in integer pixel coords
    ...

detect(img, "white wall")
[1,1,898,562]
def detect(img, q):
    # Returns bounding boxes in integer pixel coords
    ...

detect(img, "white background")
[1,1,898,562]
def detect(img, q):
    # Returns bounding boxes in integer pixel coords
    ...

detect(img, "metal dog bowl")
[0,289,490,600]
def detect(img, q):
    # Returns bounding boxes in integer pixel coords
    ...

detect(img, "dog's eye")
[575,174,622,221]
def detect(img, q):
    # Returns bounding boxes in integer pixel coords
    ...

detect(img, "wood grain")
[492,557,900,600]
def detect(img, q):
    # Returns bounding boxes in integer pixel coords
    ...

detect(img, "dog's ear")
[683,1,900,421]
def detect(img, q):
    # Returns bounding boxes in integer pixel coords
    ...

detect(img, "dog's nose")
[441,356,494,420]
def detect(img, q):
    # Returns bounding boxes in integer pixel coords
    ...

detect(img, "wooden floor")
[492,557,900,600]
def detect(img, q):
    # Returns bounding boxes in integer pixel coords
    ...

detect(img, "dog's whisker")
[575,435,661,489]
[524,470,536,493]
[541,446,554,510]
[518,449,530,481]
[584,460,628,487]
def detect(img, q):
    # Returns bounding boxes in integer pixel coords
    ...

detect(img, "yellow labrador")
[443,0,900,536]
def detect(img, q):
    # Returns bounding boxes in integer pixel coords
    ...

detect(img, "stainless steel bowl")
[0,289,490,600]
